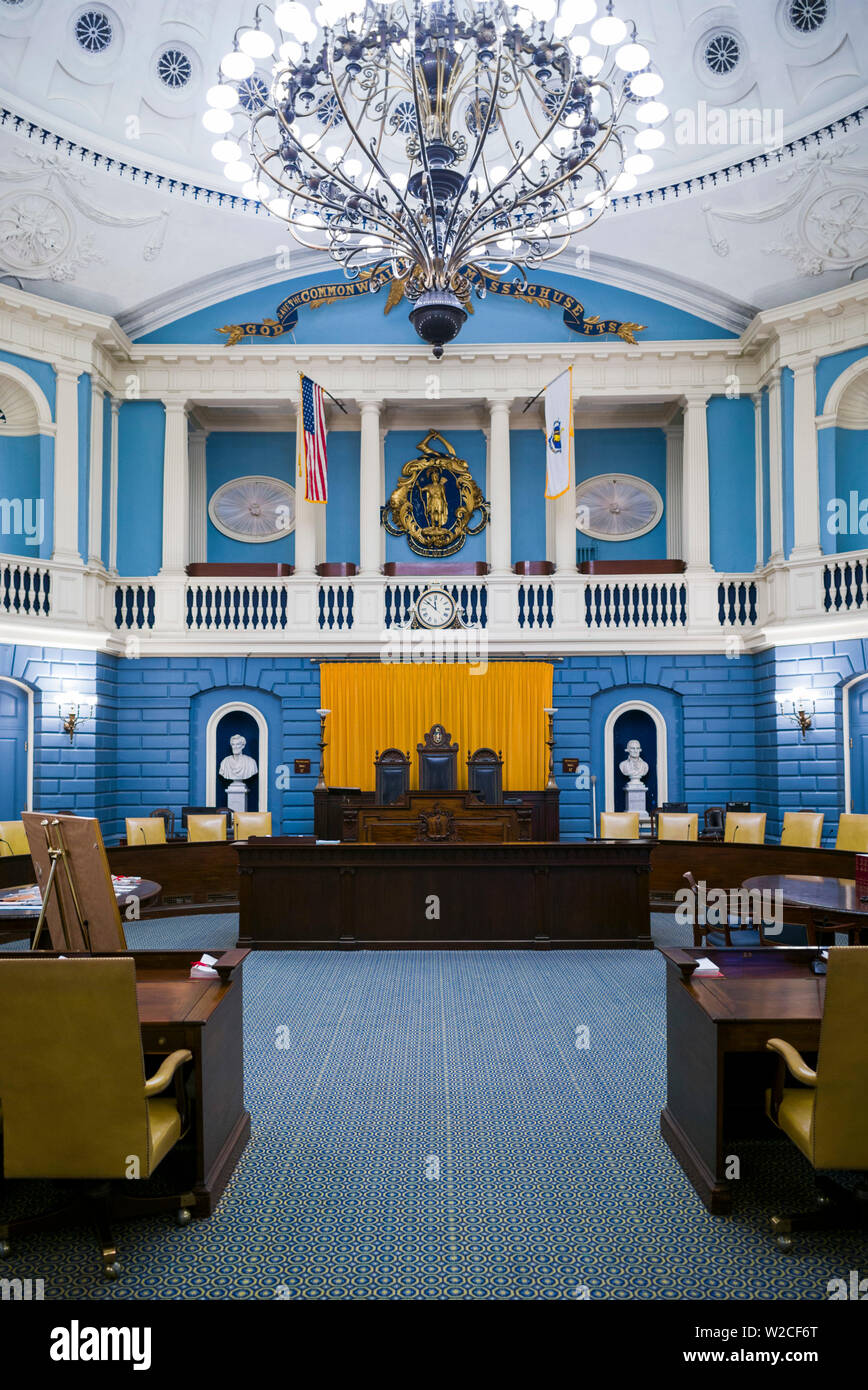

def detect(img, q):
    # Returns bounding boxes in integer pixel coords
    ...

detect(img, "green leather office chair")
[765,947,868,1250]
[0,956,195,1278]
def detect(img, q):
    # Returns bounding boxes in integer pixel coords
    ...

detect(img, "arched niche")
[205,700,269,812]
[603,698,669,814]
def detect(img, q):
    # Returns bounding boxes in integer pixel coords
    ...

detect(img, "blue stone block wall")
[1,640,865,846]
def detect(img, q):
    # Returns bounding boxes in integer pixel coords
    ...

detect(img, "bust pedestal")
[625,782,648,822]
[226,782,249,816]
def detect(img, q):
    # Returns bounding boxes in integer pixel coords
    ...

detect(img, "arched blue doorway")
[0,678,30,820]
[848,678,868,813]
[612,707,658,813]
[214,708,261,811]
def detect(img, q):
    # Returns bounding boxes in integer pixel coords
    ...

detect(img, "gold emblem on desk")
[381,431,488,559]
[415,802,458,843]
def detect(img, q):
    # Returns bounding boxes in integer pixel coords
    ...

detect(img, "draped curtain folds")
[320,662,553,791]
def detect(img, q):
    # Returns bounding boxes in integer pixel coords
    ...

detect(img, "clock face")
[416,588,456,629]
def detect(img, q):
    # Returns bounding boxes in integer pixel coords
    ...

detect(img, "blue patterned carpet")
[1,914,863,1299]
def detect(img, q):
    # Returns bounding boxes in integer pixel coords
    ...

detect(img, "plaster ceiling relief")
[0,34,29,81]
[47,61,113,122]
[786,33,860,105]
[700,143,868,279]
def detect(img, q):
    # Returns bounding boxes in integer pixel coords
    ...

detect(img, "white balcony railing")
[1,551,864,653]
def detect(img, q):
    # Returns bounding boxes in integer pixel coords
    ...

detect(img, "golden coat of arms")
[380,431,489,559]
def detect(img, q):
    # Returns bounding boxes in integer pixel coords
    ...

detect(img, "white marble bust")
[219,733,258,783]
[619,738,649,787]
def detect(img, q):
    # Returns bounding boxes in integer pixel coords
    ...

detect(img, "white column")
[51,364,82,565]
[682,392,712,571]
[752,393,764,571]
[293,407,317,575]
[664,420,683,560]
[487,397,513,573]
[789,355,821,559]
[359,399,383,574]
[87,382,105,567]
[554,399,577,573]
[160,401,189,573]
[767,369,784,563]
[188,429,208,565]
[108,398,120,574]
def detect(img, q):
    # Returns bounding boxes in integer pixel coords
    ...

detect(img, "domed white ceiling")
[0,0,866,331]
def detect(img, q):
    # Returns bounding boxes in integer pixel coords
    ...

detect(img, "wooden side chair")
[467,748,503,805]
[186,814,227,842]
[125,816,167,846]
[724,811,766,844]
[599,811,640,839]
[835,813,868,853]
[657,813,698,841]
[374,748,410,806]
[681,870,777,948]
[780,811,823,848]
[234,811,272,839]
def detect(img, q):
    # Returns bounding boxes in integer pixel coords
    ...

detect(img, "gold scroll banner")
[218,268,645,346]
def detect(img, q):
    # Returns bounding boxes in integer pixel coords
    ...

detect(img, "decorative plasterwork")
[701,143,868,276]
[0,147,167,282]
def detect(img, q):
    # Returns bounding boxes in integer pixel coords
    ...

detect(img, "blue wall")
[136,270,735,348]
[0,434,44,558]
[384,429,488,566]
[780,367,795,560]
[101,393,113,568]
[760,390,771,564]
[510,429,546,561]
[205,432,296,565]
[116,401,165,576]
[707,395,756,573]
[574,428,666,561]
[77,372,91,564]
[325,432,360,565]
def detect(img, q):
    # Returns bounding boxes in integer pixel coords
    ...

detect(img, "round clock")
[575,473,663,542]
[208,475,295,543]
[415,588,457,629]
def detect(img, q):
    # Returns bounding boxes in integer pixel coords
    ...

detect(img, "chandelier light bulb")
[241,179,263,200]
[629,69,663,97]
[224,160,253,183]
[560,0,597,22]
[568,33,591,55]
[624,152,654,174]
[278,40,303,63]
[325,144,344,162]
[529,0,557,20]
[614,40,649,71]
[590,12,627,45]
[635,99,669,124]
[202,108,234,133]
[206,83,238,109]
[634,126,665,149]
[220,50,255,80]
[612,170,636,190]
[238,27,275,59]
[275,1,306,27]
[212,138,242,162]
[582,53,604,76]
[268,195,291,216]
[344,157,362,177]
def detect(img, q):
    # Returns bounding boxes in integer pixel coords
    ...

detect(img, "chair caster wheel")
[176,1208,191,1227]
[776,1235,793,1252]
[103,1262,121,1280]
[0,1241,10,1259]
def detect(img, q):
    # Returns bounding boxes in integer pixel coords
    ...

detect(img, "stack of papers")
[190,953,219,980]
[692,957,724,978]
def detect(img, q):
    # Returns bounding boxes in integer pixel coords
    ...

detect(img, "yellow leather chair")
[233,811,272,839]
[125,816,167,846]
[600,811,640,839]
[724,811,766,844]
[657,813,698,842]
[780,811,824,849]
[0,956,193,1278]
[0,820,28,857]
[835,813,868,853]
[187,813,227,842]
[765,947,868,1250]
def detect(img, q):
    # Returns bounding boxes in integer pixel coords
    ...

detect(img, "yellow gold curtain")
[320,662,553,791]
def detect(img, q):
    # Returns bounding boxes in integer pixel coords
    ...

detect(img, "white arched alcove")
[604,699,668,813]
[206,701,269,812]
[842,672,868,813]
[0,675,35,812]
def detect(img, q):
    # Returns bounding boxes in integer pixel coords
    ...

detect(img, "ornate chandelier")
[205,1,666,355]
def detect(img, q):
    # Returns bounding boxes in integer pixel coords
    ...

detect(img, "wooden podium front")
[315,786,559,841]
[345,791,531,844]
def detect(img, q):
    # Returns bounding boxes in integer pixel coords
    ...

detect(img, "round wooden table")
[743,873,868,944]
[0,879,161,942]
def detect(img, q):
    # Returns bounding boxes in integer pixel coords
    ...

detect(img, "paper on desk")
[692,956,724,978]
[190,952,219,980]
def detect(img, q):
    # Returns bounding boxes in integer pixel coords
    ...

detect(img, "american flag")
[299,374,328,503]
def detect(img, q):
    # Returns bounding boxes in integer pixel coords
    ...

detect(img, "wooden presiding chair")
[0,820,28,857]
[835,813,868,853]
[417,723,459,792]
[186,813,227,842]
[657,812,698,841]
[724,811,766,843]
[467,748,503,805]
[600,811,640,839]
[780,810,824,848]
[765,947,868,1251]
[374,748,410,806]
[125,816,167,846]
[234,811,272,839]
[0,956,194,1279]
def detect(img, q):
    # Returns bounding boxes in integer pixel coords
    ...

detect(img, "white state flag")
[544,367,572,500]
